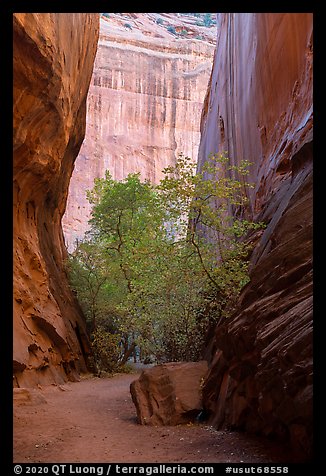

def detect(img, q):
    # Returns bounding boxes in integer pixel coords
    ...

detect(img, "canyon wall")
[199,14,313,457]
[62,14,215,250]
[13,13,99,387]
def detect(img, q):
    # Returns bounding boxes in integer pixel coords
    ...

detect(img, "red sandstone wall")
[199,13,313,457]
[13,13,99,387]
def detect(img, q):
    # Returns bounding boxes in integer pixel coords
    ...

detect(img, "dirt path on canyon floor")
[14,372,301,464]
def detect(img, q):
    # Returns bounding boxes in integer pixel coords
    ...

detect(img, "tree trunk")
[121,341,136,365]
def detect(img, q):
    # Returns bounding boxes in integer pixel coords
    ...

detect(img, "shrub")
[167,25,177,35]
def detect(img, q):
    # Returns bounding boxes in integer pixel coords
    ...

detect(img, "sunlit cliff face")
[13,11,313,459]
[62,13,216,251]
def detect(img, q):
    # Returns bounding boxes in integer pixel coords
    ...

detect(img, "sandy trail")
[14,373,298,463]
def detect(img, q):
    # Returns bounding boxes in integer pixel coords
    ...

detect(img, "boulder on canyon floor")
[130,361,208,426]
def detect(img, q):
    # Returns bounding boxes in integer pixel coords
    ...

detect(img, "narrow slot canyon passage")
[13,12,313,466]
[13,373,300,463]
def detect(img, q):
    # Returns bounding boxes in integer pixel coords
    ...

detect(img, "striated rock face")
[62,14,215,250]
[130,361,208,425]
[13,13,99,387]
[198,14,313,457]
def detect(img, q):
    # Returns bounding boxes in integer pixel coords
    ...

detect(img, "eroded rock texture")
[130,361,208,425]
[62,14,215,250]
[13,13,99,387]
[198,14,313,457]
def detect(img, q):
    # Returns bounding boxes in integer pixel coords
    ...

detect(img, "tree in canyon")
[67,154,264,371]
[159,154,263,315]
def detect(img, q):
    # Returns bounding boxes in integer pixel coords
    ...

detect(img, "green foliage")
[158,153,263,303]
[91,327,122,373]
[124,23,132,30]
[156,17,164,25]
[167,25,177,35]
[191,13,217,27]
[66,239,111,333]
[203,13,214,27]
[67,154,264,369]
